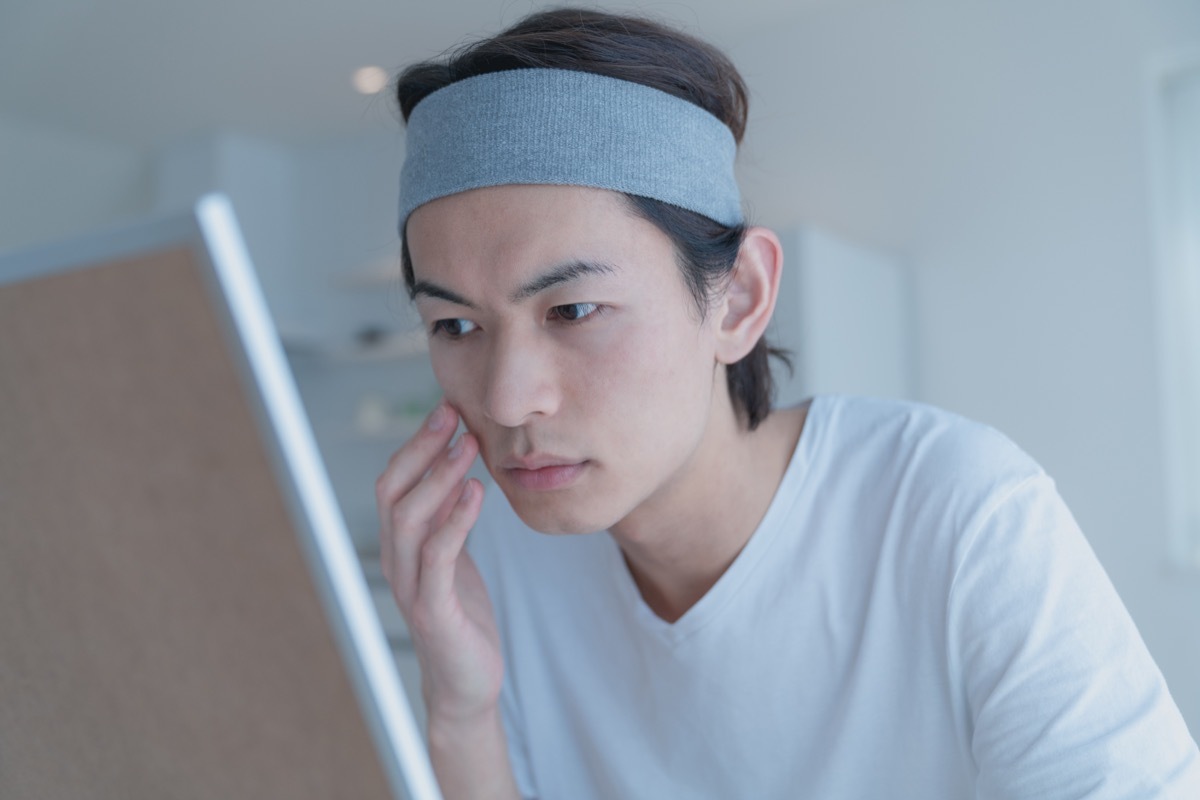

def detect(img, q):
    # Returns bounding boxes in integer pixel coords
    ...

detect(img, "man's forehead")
[407,187,638,282]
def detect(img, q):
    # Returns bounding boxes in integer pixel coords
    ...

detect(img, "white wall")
[728,0,1200,731]
[0,114,150,254]
[771,227,914,406]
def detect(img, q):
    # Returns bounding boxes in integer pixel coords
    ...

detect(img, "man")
[375,9,1200,799]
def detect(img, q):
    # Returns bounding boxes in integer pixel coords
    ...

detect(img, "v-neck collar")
[603,397,822,646]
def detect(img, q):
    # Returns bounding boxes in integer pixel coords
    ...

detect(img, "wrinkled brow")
[411,259,618,307]
[508,260,618,303]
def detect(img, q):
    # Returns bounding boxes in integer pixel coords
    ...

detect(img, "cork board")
[0,239,403,798]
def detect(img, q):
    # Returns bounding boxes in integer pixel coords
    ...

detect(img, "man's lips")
[500,454,585,470]
[500,456,589,491]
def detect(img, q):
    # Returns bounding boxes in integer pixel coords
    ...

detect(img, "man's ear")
[714,226,784,365]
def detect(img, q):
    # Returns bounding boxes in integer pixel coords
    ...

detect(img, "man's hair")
[394,7,792,430]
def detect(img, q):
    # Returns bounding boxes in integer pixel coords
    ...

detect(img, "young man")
[374,9,1200,799]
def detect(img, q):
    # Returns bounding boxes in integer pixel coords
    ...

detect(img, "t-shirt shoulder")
[811,394,1045,505]
[798,395,1051,601]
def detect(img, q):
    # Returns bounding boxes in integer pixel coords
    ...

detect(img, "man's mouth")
[501,458,590,491]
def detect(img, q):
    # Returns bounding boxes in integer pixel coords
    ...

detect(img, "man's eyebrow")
[411,260,618,309]
[410,280,477,309]
[509,259,618,303]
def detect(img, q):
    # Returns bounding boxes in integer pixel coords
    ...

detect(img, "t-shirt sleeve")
[946,472,1200,798]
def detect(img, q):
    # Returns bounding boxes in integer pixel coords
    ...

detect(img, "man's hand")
[375,400,521,799]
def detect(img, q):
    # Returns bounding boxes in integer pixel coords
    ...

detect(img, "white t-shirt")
[466,395,1200,799]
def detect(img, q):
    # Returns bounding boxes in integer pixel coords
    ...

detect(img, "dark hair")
[394,7,792,430]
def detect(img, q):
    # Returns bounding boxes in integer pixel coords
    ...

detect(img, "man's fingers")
[413,479,483,633]
[430,465,467,531]
[374,399,457,530]
[385,433,480,609]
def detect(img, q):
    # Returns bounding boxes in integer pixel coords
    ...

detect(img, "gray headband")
[397,68,743,233]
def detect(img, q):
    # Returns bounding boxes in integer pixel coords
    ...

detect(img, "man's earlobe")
[714,227,784,364]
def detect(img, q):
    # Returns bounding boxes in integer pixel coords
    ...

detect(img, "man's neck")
[608,402,808,623]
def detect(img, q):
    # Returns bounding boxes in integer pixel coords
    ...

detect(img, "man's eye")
[430,318,478,338]
[549,303,603,323]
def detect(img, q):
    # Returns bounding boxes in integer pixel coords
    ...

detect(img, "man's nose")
[481,333,560,427]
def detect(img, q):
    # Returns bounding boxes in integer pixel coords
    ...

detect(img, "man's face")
[406,184,725,535]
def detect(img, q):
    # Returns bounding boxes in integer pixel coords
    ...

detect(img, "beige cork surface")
[0,247,395,798]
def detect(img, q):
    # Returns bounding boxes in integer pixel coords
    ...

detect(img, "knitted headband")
[397,68,744,233]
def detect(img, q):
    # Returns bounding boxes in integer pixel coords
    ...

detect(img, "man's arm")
[428,707,522,800]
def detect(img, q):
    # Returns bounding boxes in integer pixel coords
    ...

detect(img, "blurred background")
[2,0,1197,746]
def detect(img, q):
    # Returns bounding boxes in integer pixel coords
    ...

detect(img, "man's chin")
[499,486,613,536]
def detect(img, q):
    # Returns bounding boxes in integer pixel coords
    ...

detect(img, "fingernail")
[448,434,465,460]
[428,402,448,432]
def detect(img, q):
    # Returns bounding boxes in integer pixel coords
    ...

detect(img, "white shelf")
[280,326,428,363]
[331,418,424,444]
[336,391,432,443]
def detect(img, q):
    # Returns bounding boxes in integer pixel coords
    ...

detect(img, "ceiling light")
[353,66,389,95]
